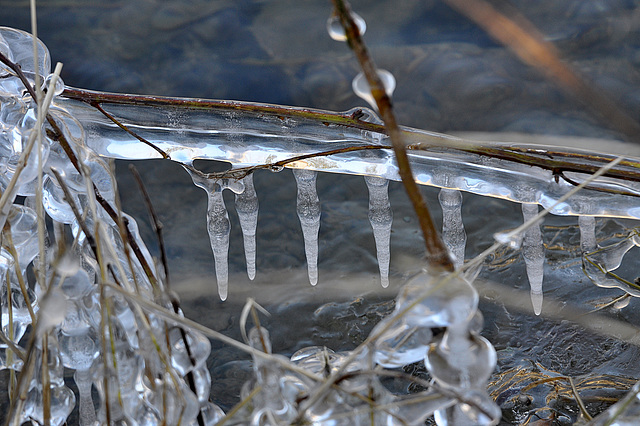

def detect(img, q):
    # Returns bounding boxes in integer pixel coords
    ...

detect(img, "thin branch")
[332,0,454,271]
[129,164,171,290]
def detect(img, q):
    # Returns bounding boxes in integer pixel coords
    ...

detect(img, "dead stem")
[129,164,171,291]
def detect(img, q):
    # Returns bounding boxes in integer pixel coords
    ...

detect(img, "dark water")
[3,1,640,423]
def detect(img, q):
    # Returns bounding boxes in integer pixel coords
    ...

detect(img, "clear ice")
[235,173,259,280]
[582,229,640,297]
[521,203,545,315]
[578,215,597,252]
[326,11,366,41]
[206,187,231,301]
[439,188,466,270]
[293,169,321,285]
[365,176,392,287]
[352,69,396,111]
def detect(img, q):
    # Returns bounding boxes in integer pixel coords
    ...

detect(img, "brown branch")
[332,0,454,271]
[129,164,171,290]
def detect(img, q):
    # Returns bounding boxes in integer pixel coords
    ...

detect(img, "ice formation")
[326,10,366,41]
[365,176,393,287]
[352,69,396,110]
[2,22,640,425]
[235,173,259,280]
[521,203,545,315]
[579,215,597,253]
[293,169,322,286]
[439,188,466,270]
[0,27,223,425]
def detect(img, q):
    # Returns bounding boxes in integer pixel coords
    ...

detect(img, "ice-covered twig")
[54,87,640,219]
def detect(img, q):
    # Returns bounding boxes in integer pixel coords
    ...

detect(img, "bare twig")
[129,164,171,290]
[331,0,454,271]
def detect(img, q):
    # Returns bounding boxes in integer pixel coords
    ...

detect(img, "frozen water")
[582,232,640,297]
[293,169,321,286]
[235,173,259,280]
[372,317,433,368]
[352,69,396,111]
[397,271,479,328]
[74,369,97,426]
[364,176,392,287]
[169,327,210,376]
[578,215,597,252]
[439,188,466,270]
[521,203,545,315]
[326,11,366,41]
[191,172,231,300]
[37,288,68,334]
[6,204,40,270]
[1,4,640,423]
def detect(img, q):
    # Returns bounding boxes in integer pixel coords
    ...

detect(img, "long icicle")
[365,176,392,287]
[293,169,321,286]
[235,174,259,280]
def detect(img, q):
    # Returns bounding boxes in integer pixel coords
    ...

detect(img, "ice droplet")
[235,174,259,280]
[42,73,64,97]
[522,203,545,315]
[352,70,396,111]
[614,296,631,310]
[293,169,321,286]
[364,176,392,288]
[326,12,366,41]
[439,189,466,270]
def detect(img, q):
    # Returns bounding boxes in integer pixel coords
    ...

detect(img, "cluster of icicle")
[188,168,393,300]
[0,27,222,425]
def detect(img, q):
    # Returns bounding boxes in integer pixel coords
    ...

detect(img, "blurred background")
[3,1,640,423]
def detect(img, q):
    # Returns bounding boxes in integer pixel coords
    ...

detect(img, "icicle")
[522,203,545,315]
[578,215,597,252]
[188,168,232,301]
[75,369,97,426]
[438,189,466,270]
[235,174,259,280]
[206,187,231,300]
[293,169,321,286]
[365,176,392,288]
